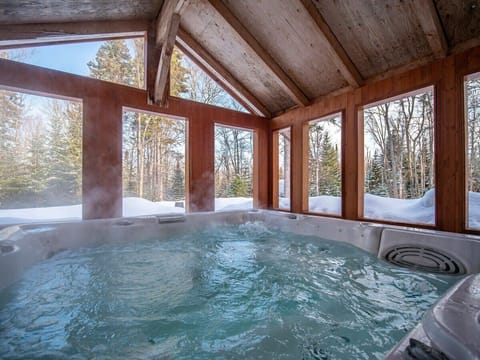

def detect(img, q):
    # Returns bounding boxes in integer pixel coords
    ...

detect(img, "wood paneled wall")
[272,46,480,234]
[1,45,480,234]
[0,58,269,218]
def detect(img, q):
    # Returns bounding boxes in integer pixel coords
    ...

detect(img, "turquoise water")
[0,222,459,359]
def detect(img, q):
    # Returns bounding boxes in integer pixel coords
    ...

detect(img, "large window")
[363,87,435,224]
[172,46,248,113]
[273,128,291,210]
[3,37,145,89]
[465,72,480,230]
[0,89,82,224]
[122,110,186,216]
[215,125,253,211]
[307,113,342,215]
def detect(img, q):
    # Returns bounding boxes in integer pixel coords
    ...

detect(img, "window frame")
[304,111,344,217]
[360,85,436,227]
[464,72,480,231]
[272,126,292,211]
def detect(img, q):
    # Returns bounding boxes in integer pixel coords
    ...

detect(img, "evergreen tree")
[170,47,189,97]
[0,88,26,207]
[25,119,49,204]
[365,151,388,196]
[87,40,135,86]
[319,133,341,196]
[64,102,82,200]
[227,175,250,197]
[169,158,185,200]
[45,101,79,204]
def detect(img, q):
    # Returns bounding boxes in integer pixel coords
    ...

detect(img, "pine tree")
[87,40,135,86]
[44,101,79,204]
[228,175,250,197]
[0,88,26,207]
[64,102,82,201]
[366,151,388,196]
[170,47,189,97]
[319,133,341,196]
[169,158,185,200]
[25,119,49,205]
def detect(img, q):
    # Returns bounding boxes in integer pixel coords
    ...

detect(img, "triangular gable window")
[170,46,249,114]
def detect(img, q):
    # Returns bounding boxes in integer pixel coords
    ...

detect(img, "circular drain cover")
[384,246,466,275]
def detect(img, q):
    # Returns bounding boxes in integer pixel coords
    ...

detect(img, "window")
[273,128,291,210]
[122,109,186,216]
[171,46,248,113]
[465,72,480,230]
[0,89,82,224]
[307,113,342,215]
[363,86,435,224]
[215,125,253,211]
[3,37,145,89]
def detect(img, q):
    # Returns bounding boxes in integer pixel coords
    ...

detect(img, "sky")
[9,41,103,76]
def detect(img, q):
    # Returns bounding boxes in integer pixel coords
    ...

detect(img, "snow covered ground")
[0,197,253,225]
[1,190,479,228]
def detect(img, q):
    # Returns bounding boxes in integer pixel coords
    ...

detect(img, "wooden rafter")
[176,27,270,117]
[411,0,448,59]
[208,0,309,107]
[0,20,148,49]
[152,0,189,105]
[300,0,363,88]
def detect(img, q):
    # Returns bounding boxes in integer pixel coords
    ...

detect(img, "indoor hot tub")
[1,210,479,359]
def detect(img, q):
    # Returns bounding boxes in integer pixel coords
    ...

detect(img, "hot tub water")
[0,222,459,359]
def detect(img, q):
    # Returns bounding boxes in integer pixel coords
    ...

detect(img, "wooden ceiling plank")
[411,0,448,59]
[208,0,309,107]
[153,0,189,105]
[176,27,270,117]
[0,20,148,49]
[300,0,363,88]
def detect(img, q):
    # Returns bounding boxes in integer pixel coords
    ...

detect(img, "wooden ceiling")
[1,0,479,117]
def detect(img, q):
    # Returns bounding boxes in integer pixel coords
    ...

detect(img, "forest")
[364,89,435,200]
[308,116,342,199]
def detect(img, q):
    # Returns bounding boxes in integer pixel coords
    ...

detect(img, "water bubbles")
[238,221,272,238]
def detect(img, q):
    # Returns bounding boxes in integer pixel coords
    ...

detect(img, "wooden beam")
[146,25,161,105]
[156,0,189,45]
[0,20,148,49]
[411,0,448,59]
[154,13,180,105]
[176,27,270,117]
[152,0,189,105]
[208,0,310,107]
[300,0,364,88]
